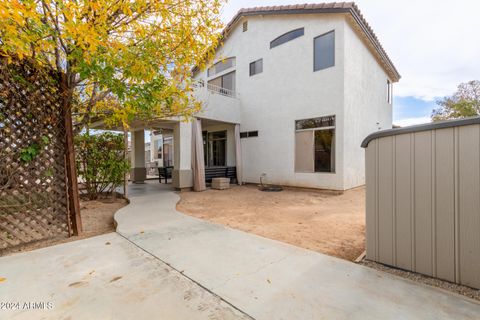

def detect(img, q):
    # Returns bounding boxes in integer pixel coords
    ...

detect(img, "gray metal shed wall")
[365,124,480,289]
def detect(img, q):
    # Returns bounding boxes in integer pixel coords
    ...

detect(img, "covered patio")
[90,117,242,191]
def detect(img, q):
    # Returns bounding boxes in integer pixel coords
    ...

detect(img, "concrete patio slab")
[0,233,250,320]
[115,181,480,320]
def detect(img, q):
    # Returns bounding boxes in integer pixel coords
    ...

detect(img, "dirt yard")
[79,197,128,236]
[177,185,365,261]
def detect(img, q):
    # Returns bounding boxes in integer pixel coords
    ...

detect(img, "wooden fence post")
[62,75,82,236]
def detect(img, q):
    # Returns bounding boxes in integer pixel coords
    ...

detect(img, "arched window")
[270,28,304,49]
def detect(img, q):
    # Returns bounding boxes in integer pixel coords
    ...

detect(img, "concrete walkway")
[115,182,480,320]
[1,181,479,319]
[0,232,249,320]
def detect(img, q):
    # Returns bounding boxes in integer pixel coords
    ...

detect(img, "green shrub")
[75,132,129,200]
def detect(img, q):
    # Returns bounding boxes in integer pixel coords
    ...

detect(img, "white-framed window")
[295,115,335,173]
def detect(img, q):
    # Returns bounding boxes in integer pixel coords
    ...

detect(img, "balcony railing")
[193,80,237,98]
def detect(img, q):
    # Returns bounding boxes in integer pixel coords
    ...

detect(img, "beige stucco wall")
[343,20,393,190]
[193,13,395,190]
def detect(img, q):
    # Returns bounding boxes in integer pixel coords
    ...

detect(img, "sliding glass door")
[203,130,227,167]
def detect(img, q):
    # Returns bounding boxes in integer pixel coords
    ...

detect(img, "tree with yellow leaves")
[0,0,224,234]
[0,0,224,128]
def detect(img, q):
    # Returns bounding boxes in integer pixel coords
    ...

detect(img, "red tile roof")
[222,2,400,81]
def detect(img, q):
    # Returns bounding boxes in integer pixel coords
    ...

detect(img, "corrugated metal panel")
[364,122,480,289]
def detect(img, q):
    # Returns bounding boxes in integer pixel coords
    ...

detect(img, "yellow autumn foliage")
[0,0,225,127]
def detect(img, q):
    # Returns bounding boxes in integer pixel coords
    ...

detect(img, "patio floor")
[1,181,479,319]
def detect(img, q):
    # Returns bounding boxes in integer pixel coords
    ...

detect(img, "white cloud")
[223,0,480,100]
[393,117,431,127]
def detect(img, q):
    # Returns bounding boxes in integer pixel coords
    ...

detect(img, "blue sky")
[222,0,480,126]
[393,97,436,127]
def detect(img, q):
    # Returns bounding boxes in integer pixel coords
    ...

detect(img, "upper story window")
[207,71,236,96]
[207,57,236,77]
[314,30,335,71]
[243,21,248,32]
[387,80,393,104]
[270,28,304,49]
[249,59,263,76]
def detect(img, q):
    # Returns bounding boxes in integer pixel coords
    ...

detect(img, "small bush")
[75,132,129,200]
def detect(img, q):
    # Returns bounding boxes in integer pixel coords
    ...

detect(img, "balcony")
[193,81,240,124]
[206,83,237,99]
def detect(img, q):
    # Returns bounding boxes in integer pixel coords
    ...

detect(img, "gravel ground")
[360,259,480,302]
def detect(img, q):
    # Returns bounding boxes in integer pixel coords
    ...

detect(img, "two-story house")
[120,2,400,191]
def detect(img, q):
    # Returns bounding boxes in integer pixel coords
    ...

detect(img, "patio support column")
[172,121,193,190]
[192,118,206,191]
[130,129,146,183]
[235,123,243,185]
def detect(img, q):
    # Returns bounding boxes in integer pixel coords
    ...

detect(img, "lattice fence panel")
[0,59,70,251]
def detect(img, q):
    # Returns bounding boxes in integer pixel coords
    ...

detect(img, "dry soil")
[177,184,365,261]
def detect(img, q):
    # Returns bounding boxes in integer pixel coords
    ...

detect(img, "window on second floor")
[387,80,393,104]
[243,21,248,32]
[207,71,236,95]
[270,28,304,49]
[314,30,335,71]
[207,57,236,77]
[249,59,263,76]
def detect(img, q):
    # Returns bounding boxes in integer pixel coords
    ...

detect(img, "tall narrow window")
[387,80,392,104]
[270,28,304,49]
[243,21,248,32]
[295,116,335,173]
[314,31,335,71]
[249,59,263,76]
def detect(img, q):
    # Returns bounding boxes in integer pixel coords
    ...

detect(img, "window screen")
[295,131,314,172]
[249,59,263,76]
[314,31,335,71]
[270,28,304,49]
